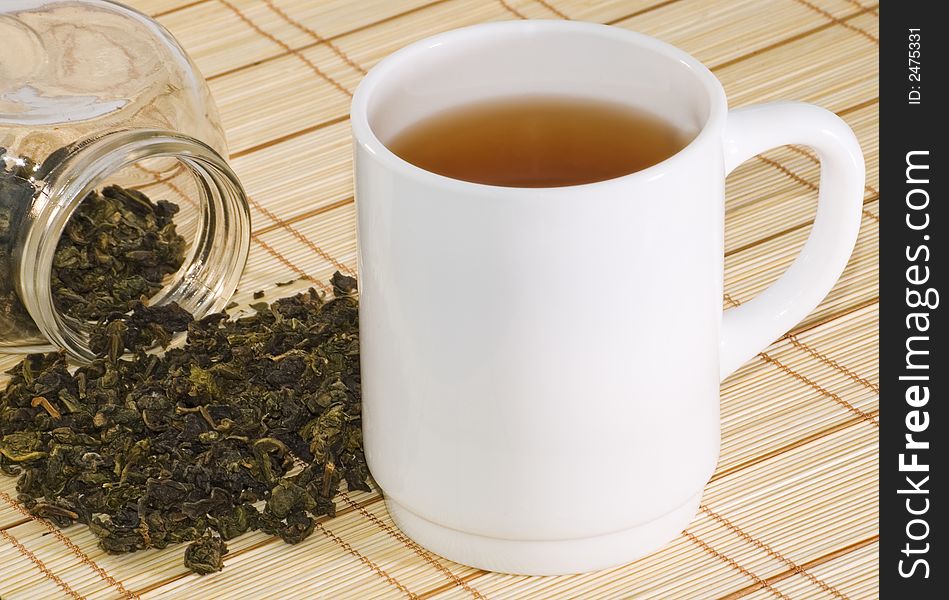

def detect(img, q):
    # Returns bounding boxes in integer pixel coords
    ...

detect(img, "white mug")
[351,20,864,575]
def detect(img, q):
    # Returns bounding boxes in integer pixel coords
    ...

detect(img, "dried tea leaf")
[184,530,228,575]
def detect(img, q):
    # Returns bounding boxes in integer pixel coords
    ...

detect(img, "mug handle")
[719,102,865,380]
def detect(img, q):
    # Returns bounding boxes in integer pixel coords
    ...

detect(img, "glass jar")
[1,0,251,360]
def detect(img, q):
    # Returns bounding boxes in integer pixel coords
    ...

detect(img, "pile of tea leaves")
[0,272,366,574]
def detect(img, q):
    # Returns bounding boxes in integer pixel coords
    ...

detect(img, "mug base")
[385,491,702,576]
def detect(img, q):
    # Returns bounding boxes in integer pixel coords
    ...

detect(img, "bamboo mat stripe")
[1,0,878,598]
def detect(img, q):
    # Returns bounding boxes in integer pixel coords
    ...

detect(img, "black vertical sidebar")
[880,4,944,598]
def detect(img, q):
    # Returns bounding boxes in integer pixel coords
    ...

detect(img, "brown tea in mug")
[387,96,691,187]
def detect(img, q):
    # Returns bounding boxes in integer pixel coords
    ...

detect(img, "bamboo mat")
[0,0,879,598]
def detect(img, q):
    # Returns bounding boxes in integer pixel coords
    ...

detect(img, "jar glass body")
[1,0,250,359]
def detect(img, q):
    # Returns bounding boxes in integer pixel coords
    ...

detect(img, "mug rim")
[350,20,728,193]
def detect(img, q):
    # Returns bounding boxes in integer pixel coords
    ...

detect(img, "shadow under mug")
[351,20,864,575]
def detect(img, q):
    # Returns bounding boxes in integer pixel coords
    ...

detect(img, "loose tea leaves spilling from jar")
[0,273,369,573]
[0,272,366,574]
[0,152,187,337]
[52,185,187,322]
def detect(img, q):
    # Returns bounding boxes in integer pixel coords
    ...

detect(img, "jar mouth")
[16,129,251,360]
